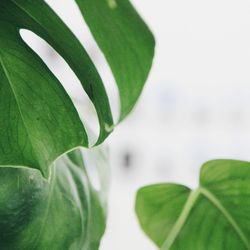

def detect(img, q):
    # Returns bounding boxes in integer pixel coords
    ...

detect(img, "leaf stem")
[161,188,200,250]
[161,187,250,250]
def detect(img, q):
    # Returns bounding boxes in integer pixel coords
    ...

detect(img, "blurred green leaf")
[136,160,250,250]
[0,148,107,250]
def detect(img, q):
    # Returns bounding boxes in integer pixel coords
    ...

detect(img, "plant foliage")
[0,0,155,249]
[136,160,250,250]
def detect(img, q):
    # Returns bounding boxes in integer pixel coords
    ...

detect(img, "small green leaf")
[136,160,250,250]
[0,148,107,250]
[75,0,155,121]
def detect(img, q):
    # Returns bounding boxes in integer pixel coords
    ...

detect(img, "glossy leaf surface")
[0,149,107,250]
[136,160,250,250]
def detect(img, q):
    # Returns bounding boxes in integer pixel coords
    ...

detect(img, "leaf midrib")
[161,187,250,250]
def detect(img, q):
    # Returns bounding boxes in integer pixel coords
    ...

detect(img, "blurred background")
[22,0,250,249]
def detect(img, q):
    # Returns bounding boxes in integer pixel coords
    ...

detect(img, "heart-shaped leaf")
[0,148,107,250]
[136,160,250,250]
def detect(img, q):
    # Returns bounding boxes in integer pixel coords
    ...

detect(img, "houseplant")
[0,0,154,249]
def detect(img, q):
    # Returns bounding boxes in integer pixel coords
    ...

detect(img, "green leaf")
[75,0,155,121]
[0,1,155,249]
[0,0,115,176]
[136,160,250,250]
[0,0,155,176]
[0,21,87,177]
[0,148,107,250]
[7,0,114,144]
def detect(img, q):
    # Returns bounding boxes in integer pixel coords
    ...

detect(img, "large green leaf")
[0,1,155,248]
[0,21,87,177]
[75,0,155,121]
[0,148,107,250]
[136,160,250,250]
[0,0,114,176]
[1,0,114,144]
[0,0,155,175]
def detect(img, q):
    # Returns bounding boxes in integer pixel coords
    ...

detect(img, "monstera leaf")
[0,148,108,250]
[136,160,250,250]
[0,0,155,175]
[0,0,155,249]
